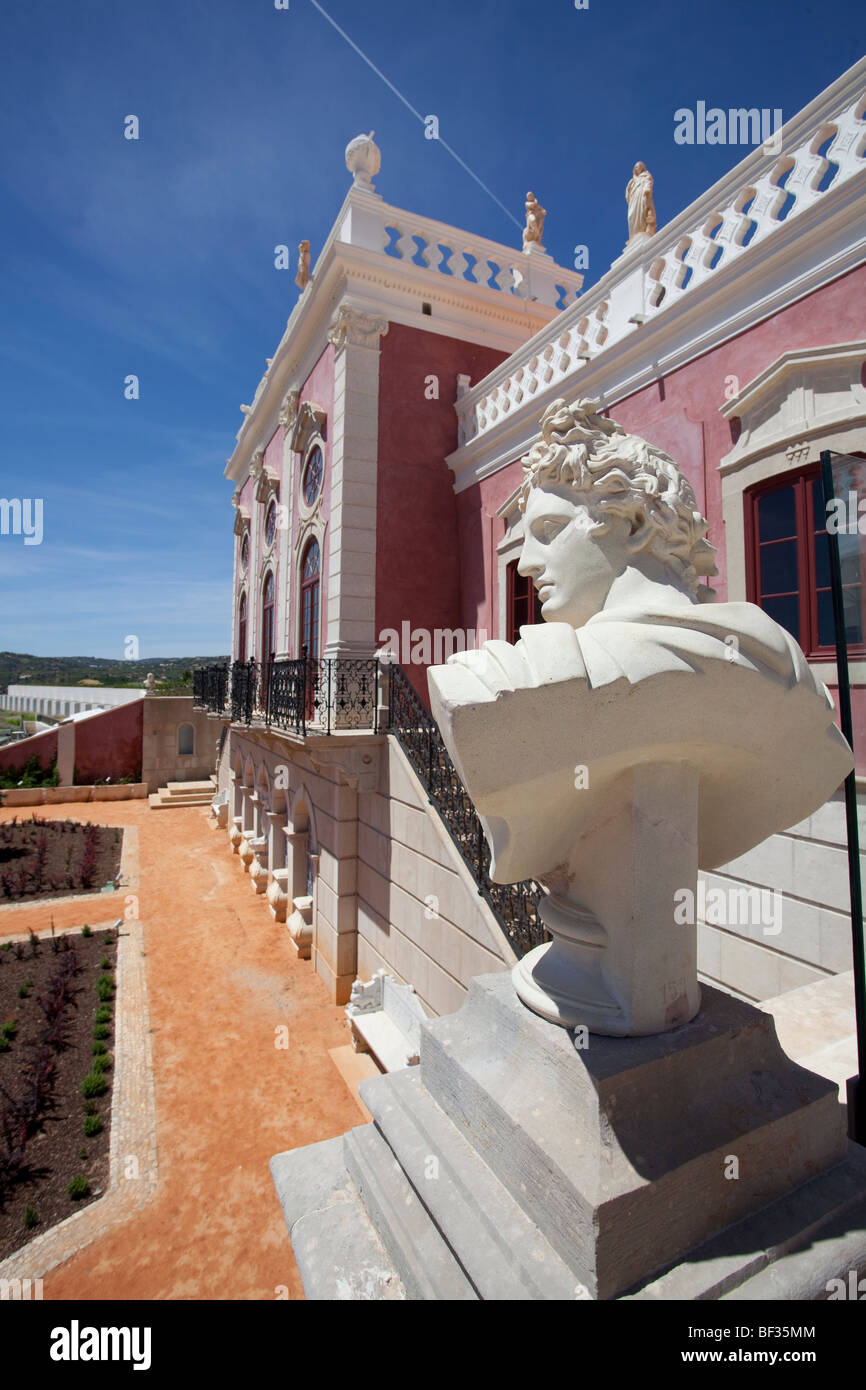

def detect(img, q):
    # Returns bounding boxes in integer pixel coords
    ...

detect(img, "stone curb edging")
[0,917,159,1288]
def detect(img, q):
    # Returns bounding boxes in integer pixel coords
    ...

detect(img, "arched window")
[506,559,543,643]
[177,723,195,756]
[300,538,321,658]
[237,591,248,662]
[261,570,275,665]
[264,500,277,548]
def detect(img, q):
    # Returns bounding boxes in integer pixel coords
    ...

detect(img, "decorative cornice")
[289,401,328,456]
[327,305,389,350]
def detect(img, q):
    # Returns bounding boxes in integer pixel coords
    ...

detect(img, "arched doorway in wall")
[237,591,248,662]
[299,537,321,720]
[299,537,320,659]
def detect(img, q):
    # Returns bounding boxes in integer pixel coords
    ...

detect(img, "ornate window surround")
[719,340,866,680]
[496,483,528,641]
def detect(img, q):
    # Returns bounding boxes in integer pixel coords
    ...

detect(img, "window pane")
[762,594,800,642]
[816,589,835,647]
[844,585,863,645]
[759,540,798,596]
[838,530,863,586]
[757,487,796,542]
[814,531,831,589]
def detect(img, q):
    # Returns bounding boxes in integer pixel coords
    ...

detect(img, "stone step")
[343,1123,476,1300]
[165,781,215,794]
[148,792,213,810]
[358,1066,581,1300]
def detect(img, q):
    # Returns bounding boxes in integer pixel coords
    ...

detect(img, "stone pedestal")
[272,973,866,1301]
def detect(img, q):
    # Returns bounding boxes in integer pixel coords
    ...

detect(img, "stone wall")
[140,697,219,793]
[697,789,862,1002]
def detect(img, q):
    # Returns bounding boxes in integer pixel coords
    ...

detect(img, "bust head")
[517,398,717,627]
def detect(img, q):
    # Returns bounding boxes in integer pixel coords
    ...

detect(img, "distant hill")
[0,652,229,695]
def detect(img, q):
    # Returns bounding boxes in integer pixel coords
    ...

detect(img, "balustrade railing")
[194,656,380,737]
[387,661,547,958]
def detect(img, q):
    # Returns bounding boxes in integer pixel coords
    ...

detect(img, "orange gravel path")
[0,800,364,1300]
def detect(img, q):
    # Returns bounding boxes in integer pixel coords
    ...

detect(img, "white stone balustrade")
[453,68,866,452]
[336,188,583,312]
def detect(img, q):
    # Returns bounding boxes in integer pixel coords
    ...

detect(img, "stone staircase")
[148,778,216,811]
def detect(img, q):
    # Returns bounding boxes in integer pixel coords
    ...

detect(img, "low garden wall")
[0,785,147,807]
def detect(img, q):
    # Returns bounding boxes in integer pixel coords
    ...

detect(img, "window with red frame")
[506,560,543,643]
[745,466,864,659]
[237,591,248,662]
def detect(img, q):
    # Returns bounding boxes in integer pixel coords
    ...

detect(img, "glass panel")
[759,539,798,596]
[843,585,863,645]
[757,486,796,542]
[761,594,800,641]
[814,530,831,589]
[839,529,863,586]
[816,589,835,648]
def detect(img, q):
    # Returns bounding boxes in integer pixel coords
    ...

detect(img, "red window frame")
[261,571,275,666]
[237,591,248,662]
[506,559,543,644]
[744,463,865,660]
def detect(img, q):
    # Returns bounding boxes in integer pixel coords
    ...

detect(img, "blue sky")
[0,0,862,658]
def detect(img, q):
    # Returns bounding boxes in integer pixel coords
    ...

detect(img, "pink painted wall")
[72,701,143,784]
[377,321,507,703]
[0,727,58,777]
[0,702,144,784]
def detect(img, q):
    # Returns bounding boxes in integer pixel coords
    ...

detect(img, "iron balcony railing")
[192,656,546,956]
[193,655,379,737]
[387,662,547,958]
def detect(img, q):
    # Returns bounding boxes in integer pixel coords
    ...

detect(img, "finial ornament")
[345,131,381,190]
[522,191,546,251]
[295,240,310,292]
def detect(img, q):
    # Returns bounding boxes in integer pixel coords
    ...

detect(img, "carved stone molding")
[290,401,328,456]
[327,305,389,351]
[280,388,300,435]
[233,506,251,538]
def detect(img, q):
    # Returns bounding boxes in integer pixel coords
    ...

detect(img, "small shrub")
[96,976,114,1002]
[91,1052,111,1074]
[78,1146,87,1160]
[0,942,11,952]
[93,1023,110,1040]
[94,1005,111,1024]
[24,1206,39,1229]
[82,924,92,938]
[100,957,110,969]
[83,1100,97,1116]
[17,980,32,1000]
[80,1072,107,1098]
[0,1019,16,1039]
[68,1176,89,1199]
[92,1039,106,1055]
[83,1114,102,1137]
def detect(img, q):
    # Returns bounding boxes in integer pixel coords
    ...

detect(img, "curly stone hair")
[518,397,718,600]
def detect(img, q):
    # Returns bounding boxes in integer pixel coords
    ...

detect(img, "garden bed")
[0,816,123,902]
[0,925,118,1260]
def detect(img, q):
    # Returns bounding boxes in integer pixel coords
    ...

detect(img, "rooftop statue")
[428,399,853,1035]
[625,160,656,244]
[522,191,546,250]
[295,240,310,292]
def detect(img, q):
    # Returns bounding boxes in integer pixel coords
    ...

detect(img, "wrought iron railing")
[193,663,229,713]
[194,655,380,737]
[387,661,547,957]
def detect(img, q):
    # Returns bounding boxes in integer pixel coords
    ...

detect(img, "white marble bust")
[428,399,853,1035]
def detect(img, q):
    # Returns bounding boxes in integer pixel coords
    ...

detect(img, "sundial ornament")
[428,399,853,1036]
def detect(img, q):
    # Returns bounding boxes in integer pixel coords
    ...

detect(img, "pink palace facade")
[195,58,866,1025]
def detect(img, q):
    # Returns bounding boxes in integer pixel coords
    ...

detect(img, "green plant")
[81,924,91,938]
[91,1052,111,1073]
[24,1206,38,1229]
[93,1023,110,1040]
[94,1005,111,1023]
[92,1039,106,1055]
[80,1072,107,1098]
[67,1175,89,1199]
[83,1114,102,1137]
[96,975,114,1001]
[0,942,11,952]
[83,1100,97,1115]
[17,980,33,1000]
[78,1146,88,1160]
[0,1020,16,1039]
[100,956,110,969]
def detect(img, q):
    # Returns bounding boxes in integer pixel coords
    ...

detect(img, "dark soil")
[0,926,117,1260]
[0,817,123,902]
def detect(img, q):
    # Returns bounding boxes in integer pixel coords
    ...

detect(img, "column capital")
[327,305,389,351]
